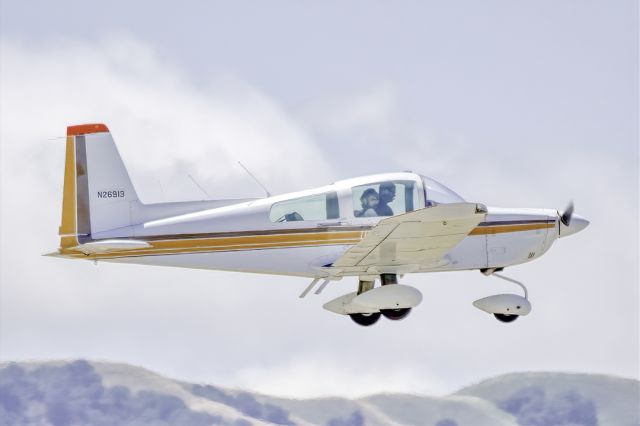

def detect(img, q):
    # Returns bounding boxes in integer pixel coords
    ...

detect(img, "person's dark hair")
[379,182,396,192]
[360,188,378,207]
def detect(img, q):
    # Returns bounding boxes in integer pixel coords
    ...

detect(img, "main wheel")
[494,313,519,323]
[381,308,411,321]
[349,312,381,326]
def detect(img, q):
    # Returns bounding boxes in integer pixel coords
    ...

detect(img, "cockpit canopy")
[268,172,465,223]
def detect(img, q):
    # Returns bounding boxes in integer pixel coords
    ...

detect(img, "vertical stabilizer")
[59,124,138,248]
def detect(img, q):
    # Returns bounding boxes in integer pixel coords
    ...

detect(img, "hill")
[0,360,637,425]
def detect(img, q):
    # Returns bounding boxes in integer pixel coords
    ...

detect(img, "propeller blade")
[560,201,574,226]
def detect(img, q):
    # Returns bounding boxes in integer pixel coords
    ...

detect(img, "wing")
[331,203,485,275]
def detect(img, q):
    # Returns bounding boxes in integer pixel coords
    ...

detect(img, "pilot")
[355,188,379,217]
[375,182,396,216]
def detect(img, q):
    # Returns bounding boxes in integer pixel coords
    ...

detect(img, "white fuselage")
[91,172,561,278]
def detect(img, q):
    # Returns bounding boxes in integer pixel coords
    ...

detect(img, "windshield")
[421,175,465,204]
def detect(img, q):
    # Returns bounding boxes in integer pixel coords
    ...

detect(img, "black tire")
[381,308,411,321]
[494,313,519,323]
[349,312,381,326]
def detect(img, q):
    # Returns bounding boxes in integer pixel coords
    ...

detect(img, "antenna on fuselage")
[237,161,271,198]
[187,174,212,200]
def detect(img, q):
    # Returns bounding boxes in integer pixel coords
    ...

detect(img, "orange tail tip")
[67,123,109,136]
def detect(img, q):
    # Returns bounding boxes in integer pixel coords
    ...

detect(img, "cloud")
[229,356,447,398]
[0,35,334,202]
[298,84,397,136]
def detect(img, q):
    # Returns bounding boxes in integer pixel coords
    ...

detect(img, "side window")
[270,192,339,222]
[352,181,416,218]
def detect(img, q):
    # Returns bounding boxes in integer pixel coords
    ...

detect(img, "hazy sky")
[0,1,638,397]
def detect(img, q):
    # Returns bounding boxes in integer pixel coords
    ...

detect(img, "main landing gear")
[321,273,422,327]
[376,274,412,321]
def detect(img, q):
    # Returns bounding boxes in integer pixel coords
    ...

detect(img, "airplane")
[48,123,589,326]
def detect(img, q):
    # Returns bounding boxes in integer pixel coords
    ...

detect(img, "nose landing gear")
[473,270,531,323]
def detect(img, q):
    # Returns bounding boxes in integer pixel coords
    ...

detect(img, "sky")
[0,0,638,398]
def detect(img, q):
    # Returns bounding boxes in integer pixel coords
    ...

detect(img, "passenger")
[375,182,396,216]
[355,188,379,217]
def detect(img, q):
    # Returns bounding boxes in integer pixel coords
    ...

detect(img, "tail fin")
[59,124,139,248]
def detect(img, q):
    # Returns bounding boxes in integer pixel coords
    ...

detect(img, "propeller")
[560,201,574,226]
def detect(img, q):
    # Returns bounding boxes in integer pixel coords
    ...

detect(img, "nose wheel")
[494,313,519,323]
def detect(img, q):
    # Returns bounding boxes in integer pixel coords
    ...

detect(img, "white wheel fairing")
[473,293,531,316]
[323,292,379,315]
[323,285,423,315]
[352,284,422,310]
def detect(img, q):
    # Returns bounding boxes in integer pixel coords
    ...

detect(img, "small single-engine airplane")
[49,123,589,326]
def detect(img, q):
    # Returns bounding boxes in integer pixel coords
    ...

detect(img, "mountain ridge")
[1,360,638,426]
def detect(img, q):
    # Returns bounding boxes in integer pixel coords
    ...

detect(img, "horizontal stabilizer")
[71,239,151,255]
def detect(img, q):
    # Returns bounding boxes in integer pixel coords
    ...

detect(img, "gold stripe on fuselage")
[59,231,365,259]
[58,222,554,260]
